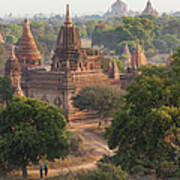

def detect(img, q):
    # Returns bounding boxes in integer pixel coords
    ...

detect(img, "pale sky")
[1,0,180,17]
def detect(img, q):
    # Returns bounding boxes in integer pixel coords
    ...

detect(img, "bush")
[69,134,85,156]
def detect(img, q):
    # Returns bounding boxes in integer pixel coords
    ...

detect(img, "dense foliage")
[0,76,14,104]
[0,96,69,177]
[105,48,180,179]
[72,85,125,126]
[92,15,180,57]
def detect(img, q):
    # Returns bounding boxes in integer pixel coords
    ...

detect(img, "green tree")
[0,44,7,73]
[115,41,136,55]
[163,34,180,51]
[86,20,98,37]
[88,163,128,180]
[106,62,180,178]
[72,85,125,126]
[0,76,14,104]
[0,96,69,177]
[106,107,180,178]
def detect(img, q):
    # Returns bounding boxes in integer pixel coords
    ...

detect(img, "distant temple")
[166,49,174,67]
[5,5,147,122]
[130,40,147,70]
[142,0,158,16]
[123,44,132,68]
[0,31,5,43]
[104,0,134,18]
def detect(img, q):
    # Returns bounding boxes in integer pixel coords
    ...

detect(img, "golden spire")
[65,4,72,26]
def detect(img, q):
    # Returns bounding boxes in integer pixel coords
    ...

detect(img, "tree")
[0,96,69,177]
[105,63,180,178]
[0,76,14,104]
[115,41,136,55]
[172,48,180,80]
[72,85,125,126]
[88,163,128,180]
[106,107,180,177]
[0,44,7,73]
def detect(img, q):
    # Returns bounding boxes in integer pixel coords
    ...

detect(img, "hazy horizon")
[1,0,180,17]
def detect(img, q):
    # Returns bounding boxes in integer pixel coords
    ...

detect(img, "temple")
[5,45,24,96]
[104,0,128,18]
[15,19,41,68]
[12,5,121,121]
[4,5,147,122]
[142,0,158,16]
[0,31,4,43]
[166,49,174,67]
[122,44,132,68]
[130,40,147,70]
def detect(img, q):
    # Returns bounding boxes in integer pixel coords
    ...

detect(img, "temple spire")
[166,49,174,67]
[131,39,147,70]
[65,4,72,26]
[9,45,17,61]
[136,39,140,51]
[0,31,5,43]
[16,18,41,67]
[170,49,173,57]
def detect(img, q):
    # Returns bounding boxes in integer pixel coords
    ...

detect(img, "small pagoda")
[166,49,174,67]
[131,40,147,70]
[5,45,24,97]
[16,19,41,68]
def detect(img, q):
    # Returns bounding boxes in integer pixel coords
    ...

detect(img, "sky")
[1,0,180,17]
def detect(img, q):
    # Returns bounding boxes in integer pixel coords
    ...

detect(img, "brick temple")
[142,0,158,17]
[5,5,147,121]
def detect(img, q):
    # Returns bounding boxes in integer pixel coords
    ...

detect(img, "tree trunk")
[22,166,28,178]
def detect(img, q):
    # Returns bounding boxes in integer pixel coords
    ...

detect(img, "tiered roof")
[16,19,41,66]
[142,0,158,16]
[56,4,81,51]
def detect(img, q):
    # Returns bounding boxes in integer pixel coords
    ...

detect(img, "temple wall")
[24,69,122,122]
[26,70,65,108]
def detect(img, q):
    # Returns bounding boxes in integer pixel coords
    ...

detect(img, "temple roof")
[0,31,5,43]
[142,0,158,16]
[123,44,131,59]
[166,49,174,67]
[131,40,147,70]
[56,4,81,51]
[16,19,41,61]
[5,45,21,75]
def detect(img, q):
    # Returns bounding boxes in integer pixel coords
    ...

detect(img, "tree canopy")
[105,49,180,179]
[0,76,14,104]
[0,96,69,177]
[72,85,125,125]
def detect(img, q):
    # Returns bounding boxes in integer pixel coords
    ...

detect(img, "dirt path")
[26,121,113,178]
